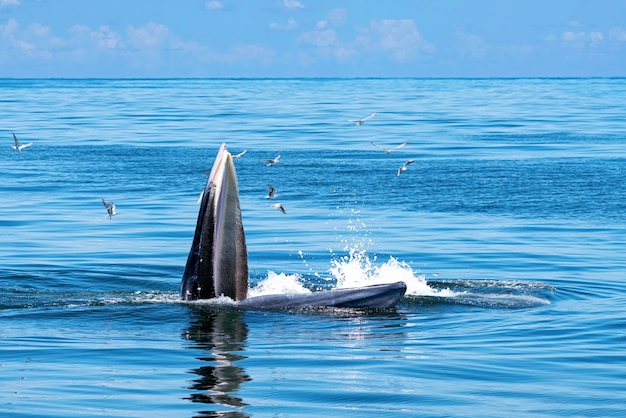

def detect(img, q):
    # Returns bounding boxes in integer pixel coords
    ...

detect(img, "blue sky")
[1,0,625,78]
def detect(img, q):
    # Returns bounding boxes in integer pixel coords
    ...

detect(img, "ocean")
[1,78,625,417]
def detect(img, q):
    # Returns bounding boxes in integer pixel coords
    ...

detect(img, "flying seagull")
[371,141,408,154]
[11,133,33,154]
[347,112,377,126]
[101,198,119,219]
[266,184,278,199]
[397,159,416,176]
[271,203,286,215]
[262,153,281,166]
[233,149,247,159]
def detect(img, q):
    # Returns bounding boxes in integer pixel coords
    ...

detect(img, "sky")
[1,0,625,78]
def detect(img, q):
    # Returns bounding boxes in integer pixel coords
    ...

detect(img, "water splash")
[247,249,552,309]
[328,249,453,297]
[250,249,452,298]
[247,271,311,298]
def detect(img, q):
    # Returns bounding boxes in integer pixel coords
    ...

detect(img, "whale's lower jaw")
[237,281,407,310]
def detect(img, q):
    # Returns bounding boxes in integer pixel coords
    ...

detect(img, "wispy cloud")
[283,0,304,11]
[269,17,297,31]
[360,19,434,61]
[0,0,20,7]
[298,20,356,61]
[96,26,123,49]
[127,22,171,49]
[609,28,626,41]
[0,19,59,59]
[299,21,336,47]
[298,18,432,64]
[221,44,275,64]
[327,9,346,26]
[561,31,604,48]
[0,18,279,75]
[205,1,224,11]
[455,30,488,58]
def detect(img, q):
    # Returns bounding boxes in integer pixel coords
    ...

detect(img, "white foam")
[248,271,311,297]
[328,249,453,297]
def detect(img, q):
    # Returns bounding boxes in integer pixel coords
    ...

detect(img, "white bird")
[371,141,408,154]
[233,149,247,159]
[347,112,377,126]
[271,203,286,214]
[266,184,278,199]
[262,153,281,166]
[102,198,119,219]
[397,159,416,176]
[11,133,33,154]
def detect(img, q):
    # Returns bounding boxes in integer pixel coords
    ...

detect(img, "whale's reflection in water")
[183,306,250,417]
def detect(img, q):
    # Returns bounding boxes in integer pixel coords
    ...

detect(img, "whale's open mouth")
[181,143,406,309]
[181,143,248,301]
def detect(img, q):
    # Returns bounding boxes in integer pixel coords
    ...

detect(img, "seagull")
[11,133,33,154]
[347,112,377,126]
[266,184,278,199]
[102,198,119,219]
[371,141,408,154]
[271,203,286,215]
[233,149,247,159]
[397,159,416,176]
[262,153,281,166]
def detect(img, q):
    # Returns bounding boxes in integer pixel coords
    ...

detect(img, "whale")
[181,143,407,309]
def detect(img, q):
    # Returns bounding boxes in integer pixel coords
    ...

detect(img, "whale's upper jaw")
[181,143,248,301]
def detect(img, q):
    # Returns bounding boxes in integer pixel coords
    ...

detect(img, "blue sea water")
[1,78,625,417]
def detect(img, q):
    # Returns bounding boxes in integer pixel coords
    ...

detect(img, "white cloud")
[562,31,583,42]
[455,30,488,58]
[299,26,336,48]
[589,31,603,45]
[1,18,19,39]
[91,25,123,49]
[215,43,275,65]
[127,22,170,49]
[298,22,356,61]
[327,9,346,26]
[205,1,224,11]
[366,19,433,61]
[28,22,50,38]
[0,0,20,7]
[299,18,432,63]
[609,28,626,41]
[269,17,297,31]
[0,19,59,59]
[316,20,328,30]
[562,30,604,48]
[283,0,304,10]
